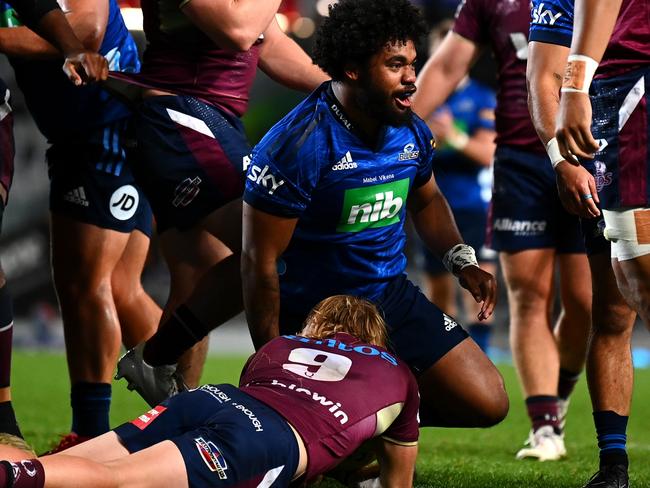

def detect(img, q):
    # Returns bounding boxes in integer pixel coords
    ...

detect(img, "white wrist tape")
[561,54,599,94]
[546,137,565,169]
[443,243,478,275]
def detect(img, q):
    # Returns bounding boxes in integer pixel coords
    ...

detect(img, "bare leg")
[418,338,508,427]
[501,249,558,397]
[555,253,592,375]
[424,272,457,317]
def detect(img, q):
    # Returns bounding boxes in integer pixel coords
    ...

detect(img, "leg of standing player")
[0,84,20,438]
[50,218,159,439]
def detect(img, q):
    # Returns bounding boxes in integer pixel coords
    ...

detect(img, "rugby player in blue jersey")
[0,0,108,440]
[242,0,508,429]
[0,0,162,450]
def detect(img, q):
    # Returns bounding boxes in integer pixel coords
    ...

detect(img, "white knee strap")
[603,208,650,260]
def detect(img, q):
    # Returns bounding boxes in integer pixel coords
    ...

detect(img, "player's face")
[356,40,417,126]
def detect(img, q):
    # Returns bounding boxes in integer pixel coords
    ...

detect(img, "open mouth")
[394,89,415,109]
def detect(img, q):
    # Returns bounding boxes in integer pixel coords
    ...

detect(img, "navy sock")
[468,322,491,352]
[558,368,580,400]
[71,382,111,437]
[593,410,628,467]
[144,305,211,366]
[526,395,561,434]
[0,401,22,438]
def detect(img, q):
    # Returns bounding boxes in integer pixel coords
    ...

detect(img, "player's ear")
[343,64,360,81]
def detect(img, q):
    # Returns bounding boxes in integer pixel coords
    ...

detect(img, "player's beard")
[356,71,414,127]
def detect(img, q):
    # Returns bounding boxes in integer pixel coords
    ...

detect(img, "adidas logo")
[332,151,357,170]
[64,186,89,207]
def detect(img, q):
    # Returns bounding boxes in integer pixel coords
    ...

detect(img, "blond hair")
[300,295,388,347]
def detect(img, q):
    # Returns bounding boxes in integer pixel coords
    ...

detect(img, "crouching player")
[0,295,419,488]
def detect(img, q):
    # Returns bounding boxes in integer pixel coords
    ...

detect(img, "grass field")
[11,351,650,488]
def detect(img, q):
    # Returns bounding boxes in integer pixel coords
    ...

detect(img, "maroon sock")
[0,285,14,388]
[0,459,45,488]
[525,395,561,434]
[558,368,580,400]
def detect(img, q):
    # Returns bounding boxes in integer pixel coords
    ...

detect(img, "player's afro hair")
[313,0,427,81]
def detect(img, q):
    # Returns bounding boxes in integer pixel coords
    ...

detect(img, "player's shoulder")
[530,0,574,46]
[254,83,333,165]
[406,115,436,154]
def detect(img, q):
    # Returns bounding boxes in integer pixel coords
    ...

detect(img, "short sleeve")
[412,119,435,189]
[453,0,489,45]
[381,368,420,445]
[529,0,574,47]
[244,118,322,218]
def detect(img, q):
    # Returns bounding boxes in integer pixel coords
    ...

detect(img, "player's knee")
[508,283,550,318]
[474,374,509,427]
[54,274,113,305]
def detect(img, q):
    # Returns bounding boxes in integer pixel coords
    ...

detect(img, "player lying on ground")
[0,295,418,488]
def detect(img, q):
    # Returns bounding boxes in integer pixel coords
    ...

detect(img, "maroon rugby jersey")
[239,333,419,481]
[453,0,545,153]
[118,0,261,116]
[599,0,650,77]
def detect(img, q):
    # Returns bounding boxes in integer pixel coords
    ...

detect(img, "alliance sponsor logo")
[270,379,349,424]
[195,437,228,479]
[493,218,547,236]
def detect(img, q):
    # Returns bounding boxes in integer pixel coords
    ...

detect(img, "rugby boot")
[516,425,567,461]
[582,464,629,488]
[115,342,186,407]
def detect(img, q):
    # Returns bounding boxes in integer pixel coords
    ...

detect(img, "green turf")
[10,352,650,487]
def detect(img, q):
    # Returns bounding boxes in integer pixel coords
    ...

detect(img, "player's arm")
[412,32,481,119]
[429,109,495,167]
[0,0,108,58]
[376,440,417,488]
[0,0,108,84]
[241,203,298,350]
[408,176,496,319]
[180,0,281,51]
[556,0,623,159]
[527,40,600,218]
[257,17,329,93]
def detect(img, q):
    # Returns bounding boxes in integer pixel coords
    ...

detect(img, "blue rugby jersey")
[5,0,139,142]
[244,82,435,309]
[529,0,574,48]
[431,78,495,211]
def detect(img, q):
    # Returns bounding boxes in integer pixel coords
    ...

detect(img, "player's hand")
[62,50,108,86]
[457,265,497,321]
[554,161,600,218]
[556,91,600,162]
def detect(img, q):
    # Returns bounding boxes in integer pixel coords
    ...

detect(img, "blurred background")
[2,0,649,366]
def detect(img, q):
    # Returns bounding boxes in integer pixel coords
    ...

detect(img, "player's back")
[240,332,419,482]
[126,0,261,117]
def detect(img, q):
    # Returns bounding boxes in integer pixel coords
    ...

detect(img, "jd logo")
[109,185,139,221]
[337,178,409,232]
